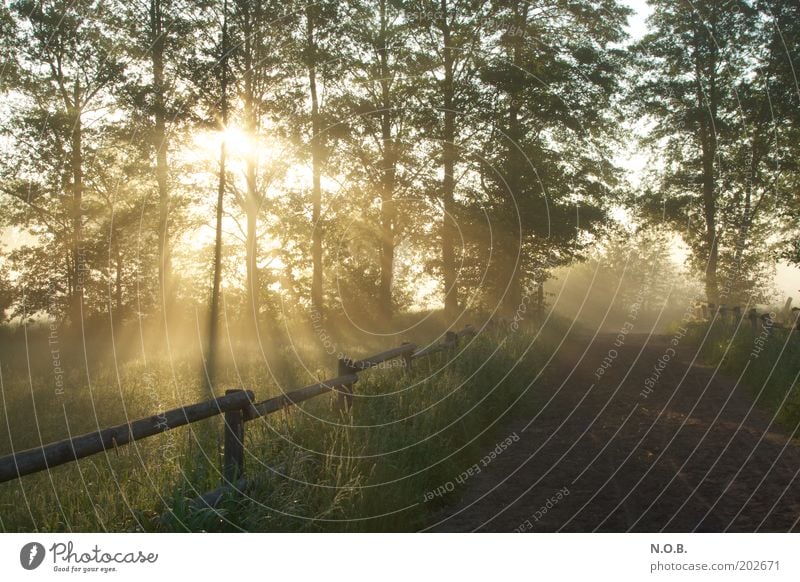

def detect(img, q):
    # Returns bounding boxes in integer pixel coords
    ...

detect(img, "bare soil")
[428,332,800,532]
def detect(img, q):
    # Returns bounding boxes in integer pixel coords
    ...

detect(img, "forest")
[0,0,799,533]
[0,0,797,341]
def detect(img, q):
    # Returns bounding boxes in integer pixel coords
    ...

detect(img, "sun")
[220,126,256,159]
[191,125,256,160]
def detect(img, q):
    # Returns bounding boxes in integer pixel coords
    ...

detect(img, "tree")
[5,0,124,325]
[207,0,230,390]
[477,0,629,314]
[299,0,341,315]
[145,0,174,320]
[228,0,292,339]
[120,0,199,325]
[338,0,422,320]
[757,0,800,269]
[0,3,18,90]
[407,0,490,316]
[633,0,757,305]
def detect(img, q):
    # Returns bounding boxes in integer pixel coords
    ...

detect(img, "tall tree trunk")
[243,11,260,339]
[245,163,259,335]
[700,123,719,305]
[440,0,458,316]
[207,0,228,391]
[114,233,123,319]
[378,0,395,321]
[70,80,84,327]
[536,280,544,322]
[503,3,526,316]
[307,6,324,314]
[151,0,172,320]
[731,144,760,298]
[694,26,719,305]
[208,141,225,390]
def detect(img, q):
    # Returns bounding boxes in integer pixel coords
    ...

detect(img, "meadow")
[0,315,563,532]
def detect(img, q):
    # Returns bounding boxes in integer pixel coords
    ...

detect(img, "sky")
[622,0,652,40]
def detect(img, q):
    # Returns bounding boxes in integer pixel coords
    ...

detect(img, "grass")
[0,315,563,532]
[684,316,800,431]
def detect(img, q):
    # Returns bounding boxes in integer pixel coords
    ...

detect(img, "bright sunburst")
[192,125,256,160]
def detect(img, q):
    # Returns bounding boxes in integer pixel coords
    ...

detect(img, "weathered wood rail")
[698,300,800,333]
[0,325,477,493]
[0,390,256,483]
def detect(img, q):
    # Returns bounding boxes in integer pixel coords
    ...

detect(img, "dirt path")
[428,331,800,532]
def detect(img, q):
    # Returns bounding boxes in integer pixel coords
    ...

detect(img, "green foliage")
[463,0,630,310]
[630,0,796,303]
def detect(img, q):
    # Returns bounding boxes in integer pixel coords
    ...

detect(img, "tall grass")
[0,320,561,532]
[685,318,800,431]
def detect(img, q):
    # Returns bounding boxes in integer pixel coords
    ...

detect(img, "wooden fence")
[698,301,800,332]
[0,325,477,504]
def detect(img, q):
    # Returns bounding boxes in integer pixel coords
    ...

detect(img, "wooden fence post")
[536,282,544,324]
[401,341,413,374]
[782,297,793,323]
[445,330,458,347]
[337,359,357,413]
[760,313,772,333]
[223,389,246,484]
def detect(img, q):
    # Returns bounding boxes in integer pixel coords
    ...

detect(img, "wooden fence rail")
[243,374,359,421]
[0,390,255,483]
[698,301,800,333]
[0,325,477,493]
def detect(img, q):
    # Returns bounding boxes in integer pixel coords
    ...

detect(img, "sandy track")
[429,332,800,532]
